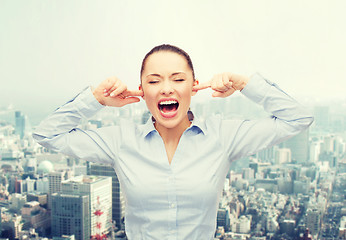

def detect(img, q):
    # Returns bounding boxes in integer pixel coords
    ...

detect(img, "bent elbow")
[32,132,46,144]
[296,114,314,131]
[302,109,314,127]
[306,115,314,127]
[32,132,54,150]
[32,132,41,141]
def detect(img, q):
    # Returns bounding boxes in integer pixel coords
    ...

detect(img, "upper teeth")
[160,100,177,105]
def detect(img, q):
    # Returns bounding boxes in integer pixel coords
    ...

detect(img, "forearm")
[224,73,314,160]
[242,73,314,130]
[33,87,103,141]
[32,87,116,164]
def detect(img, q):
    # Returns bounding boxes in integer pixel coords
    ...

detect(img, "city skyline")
[0,92,345,239]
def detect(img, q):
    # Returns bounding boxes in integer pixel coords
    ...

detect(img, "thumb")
[212,88,236,98]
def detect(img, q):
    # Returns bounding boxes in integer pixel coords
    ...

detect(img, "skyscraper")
[56,175,112,238]
[275,148,291,164]
[313,106,329,131]
[309,141,321,162]
[255,145,276,163]
[15,111,25,139]
[306,208,320,236]
[49,172,65,195]
[51,193,90,240]
[48,171,66,209]
[87,163,125,229]
[217,208,230,232]
[281,129,310,163]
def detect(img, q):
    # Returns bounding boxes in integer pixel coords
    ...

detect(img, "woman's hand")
[93,77,143,107]
[193,72,249,98]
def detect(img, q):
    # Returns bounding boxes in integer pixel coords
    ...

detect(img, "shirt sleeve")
[221,73,314,161]
[32,87,119,166]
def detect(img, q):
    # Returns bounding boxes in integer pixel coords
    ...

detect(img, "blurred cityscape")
[0,95,345,240]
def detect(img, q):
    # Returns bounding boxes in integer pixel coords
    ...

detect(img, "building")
[306,208,320,236]
[242,168,255,180]
[279,219,295,236]
[255,146,276,163]
[52,193,90,240]
[313,106,329,131]
[48,171,72,209]
[266,215,279,233]
[293,179,310,195]
[321,135,335,153]
[339,216,346,239]
[319,152,337,168]
[18,228,39,240]
[309,141,320,162]
[281,129,309,163]
[27,192,48,207]
[49,172,65,195]
[36,177,49,193]
[255,179,277,193]
[275,148,291,164]
[53,234,76,240]
[21,201,50,234]
[37,160,54,175]
[231,215,251,234]
[9,193,26,213]
[217,208,230,232]
[15,111,25,139]
[22,177,35,193]
[277,177,293,194]
[49,171,74,195]
[1,214,23,239]
[51,175,112,239]
[0,208,2,236]
[87,163,125,229]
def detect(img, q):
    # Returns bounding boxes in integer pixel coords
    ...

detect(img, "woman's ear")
[139,85,145,99]
[192,79,199,96]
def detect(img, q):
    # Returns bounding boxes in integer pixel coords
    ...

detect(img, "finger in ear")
[139,85,145,99]
[194,79,199,86]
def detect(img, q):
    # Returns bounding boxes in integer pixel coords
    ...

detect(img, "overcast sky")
[0,0,345,123]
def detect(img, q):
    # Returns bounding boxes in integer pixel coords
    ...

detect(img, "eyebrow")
[146,72,186,78]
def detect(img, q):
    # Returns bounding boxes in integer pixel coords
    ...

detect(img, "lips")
[158,98,179,118]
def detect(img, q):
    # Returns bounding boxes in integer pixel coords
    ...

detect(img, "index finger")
[125,89,144,97]
[192,81,211,91]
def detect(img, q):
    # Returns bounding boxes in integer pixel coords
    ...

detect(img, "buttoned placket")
[153,130,179,239]
[165,129,194,240]
[167,169,177,239]
[152,126,196,239]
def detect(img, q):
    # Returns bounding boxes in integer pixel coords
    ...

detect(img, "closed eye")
[148,80,159,84]
[174,79,185,82]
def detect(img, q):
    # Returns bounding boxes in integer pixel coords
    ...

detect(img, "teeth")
[159,100,177,105]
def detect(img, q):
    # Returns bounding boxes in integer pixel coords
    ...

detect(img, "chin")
[154,116,181,129]
[154,110,191,130]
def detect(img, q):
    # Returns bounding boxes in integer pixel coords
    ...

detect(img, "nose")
[160,81,174,95]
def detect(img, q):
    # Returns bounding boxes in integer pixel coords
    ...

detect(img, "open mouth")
[158,99,179,114]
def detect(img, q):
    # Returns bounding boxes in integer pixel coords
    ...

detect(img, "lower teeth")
[160,109,176,114]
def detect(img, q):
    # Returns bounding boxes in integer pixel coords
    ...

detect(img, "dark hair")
[140,44,195,80]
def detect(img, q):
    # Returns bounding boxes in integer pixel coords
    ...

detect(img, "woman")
[33,44,313,239]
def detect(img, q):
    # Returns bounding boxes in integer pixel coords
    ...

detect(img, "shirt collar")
[141,110,207,138]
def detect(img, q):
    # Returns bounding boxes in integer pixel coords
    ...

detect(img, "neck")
[155,116,191,143]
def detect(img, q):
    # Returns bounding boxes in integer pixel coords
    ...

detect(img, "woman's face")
[141,51,197,130]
